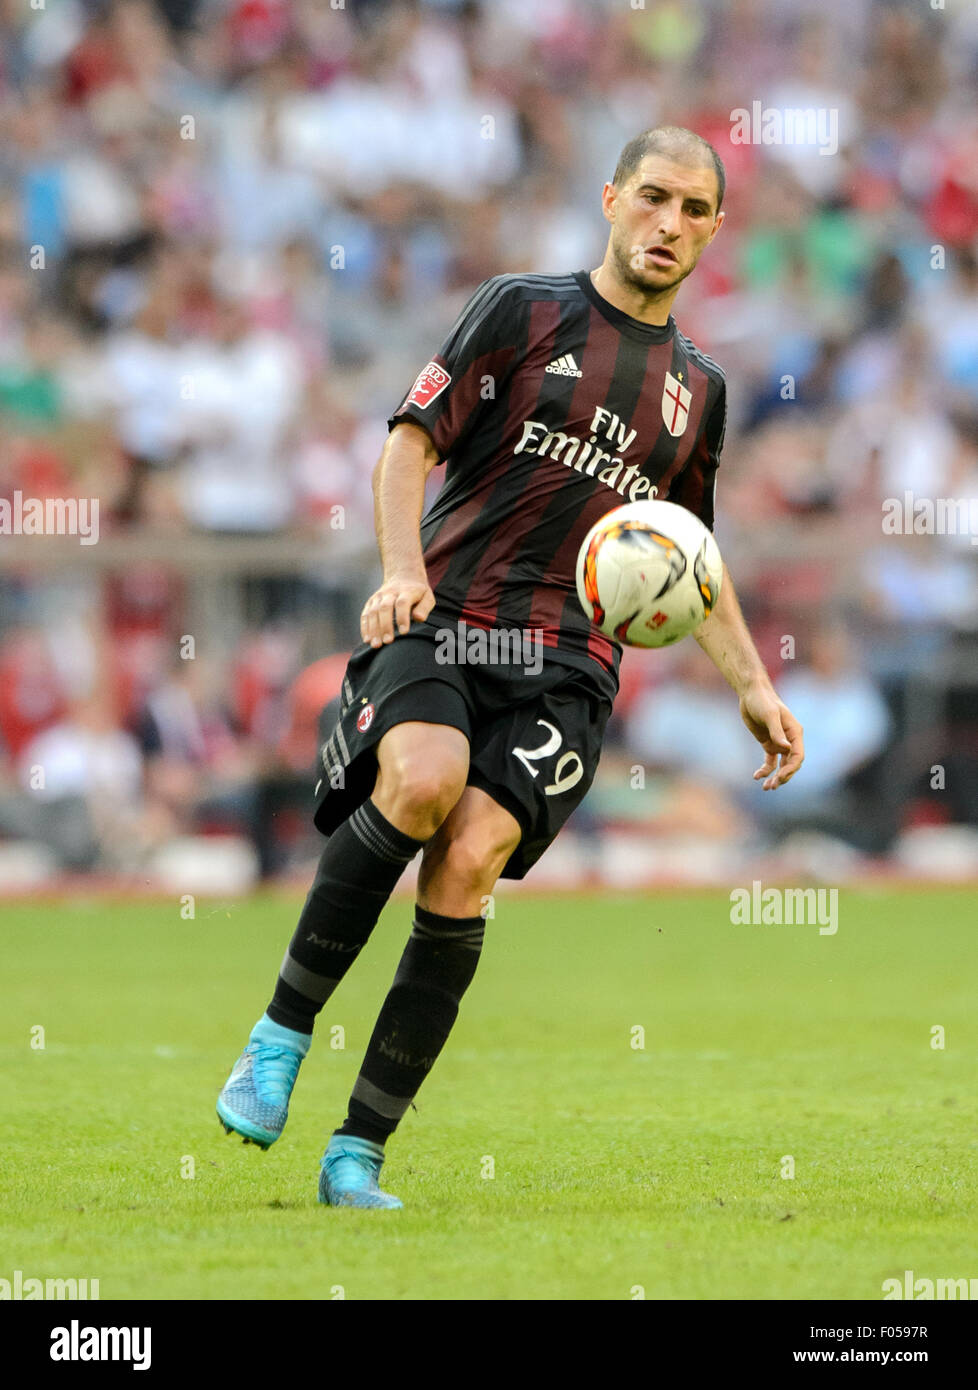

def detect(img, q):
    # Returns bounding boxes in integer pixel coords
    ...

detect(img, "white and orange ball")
[576,499,723,649]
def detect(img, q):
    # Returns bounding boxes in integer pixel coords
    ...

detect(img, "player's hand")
[739,685,805,790]
[360,574,435,648]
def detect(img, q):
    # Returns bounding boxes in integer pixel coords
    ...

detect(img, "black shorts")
[313,618,617,879]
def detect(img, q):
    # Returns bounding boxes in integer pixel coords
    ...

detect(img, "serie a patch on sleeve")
[406,361,451,409]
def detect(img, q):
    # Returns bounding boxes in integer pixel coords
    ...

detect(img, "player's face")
[603,155,724,295]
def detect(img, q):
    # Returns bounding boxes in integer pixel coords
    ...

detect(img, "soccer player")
[217,126,805,1208]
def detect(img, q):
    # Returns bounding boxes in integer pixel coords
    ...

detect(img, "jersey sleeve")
[387,275,521,461]
[668,377,725,531]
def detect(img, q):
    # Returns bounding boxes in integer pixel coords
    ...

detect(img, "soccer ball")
[576,499,723,648]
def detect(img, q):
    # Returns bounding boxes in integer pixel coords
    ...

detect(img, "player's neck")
[589,265,677,327]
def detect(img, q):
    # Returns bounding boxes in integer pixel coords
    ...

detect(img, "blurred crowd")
[1,0,977,885]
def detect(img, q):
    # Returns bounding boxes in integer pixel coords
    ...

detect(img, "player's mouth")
[646,245,679,266]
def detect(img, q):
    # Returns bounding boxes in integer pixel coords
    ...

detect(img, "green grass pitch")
[2,887,976,1300]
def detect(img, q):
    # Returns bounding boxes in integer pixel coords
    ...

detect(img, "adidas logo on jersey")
[545,353,583,378]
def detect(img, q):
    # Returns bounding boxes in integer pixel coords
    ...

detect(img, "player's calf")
[319,792,521,1207]
[417,785,522,916]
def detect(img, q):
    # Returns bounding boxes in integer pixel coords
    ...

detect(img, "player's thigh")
[417,785,522,912]
[373,720,471,836]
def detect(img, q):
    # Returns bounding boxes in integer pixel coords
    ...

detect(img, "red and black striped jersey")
[388,270,727,683]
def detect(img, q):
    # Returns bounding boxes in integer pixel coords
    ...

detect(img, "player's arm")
[363,276,520,649]
[693,563,805,790]
[360,421,440,649]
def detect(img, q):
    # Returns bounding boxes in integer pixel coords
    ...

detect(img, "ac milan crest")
[661,371,692,437]
[356,703,375,733]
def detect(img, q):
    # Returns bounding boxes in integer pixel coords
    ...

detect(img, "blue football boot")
[318,1135,403,1209]
[216,1014,311,1149]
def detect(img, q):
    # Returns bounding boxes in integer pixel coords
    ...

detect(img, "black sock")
[267,800,424,1033]
[337,904,486,1145]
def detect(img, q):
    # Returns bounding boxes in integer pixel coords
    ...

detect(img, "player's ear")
[601,181,617,223]
[707,209,725,244]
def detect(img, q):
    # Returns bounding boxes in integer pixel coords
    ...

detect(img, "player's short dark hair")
[613,126,726,213]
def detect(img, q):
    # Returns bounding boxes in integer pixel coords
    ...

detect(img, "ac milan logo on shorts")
[406,361,451,409]
[356,703,375,733]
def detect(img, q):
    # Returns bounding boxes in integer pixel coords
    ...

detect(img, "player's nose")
[657,201,682,238]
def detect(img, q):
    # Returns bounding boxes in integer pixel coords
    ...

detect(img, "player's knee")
[376,748,468,840]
